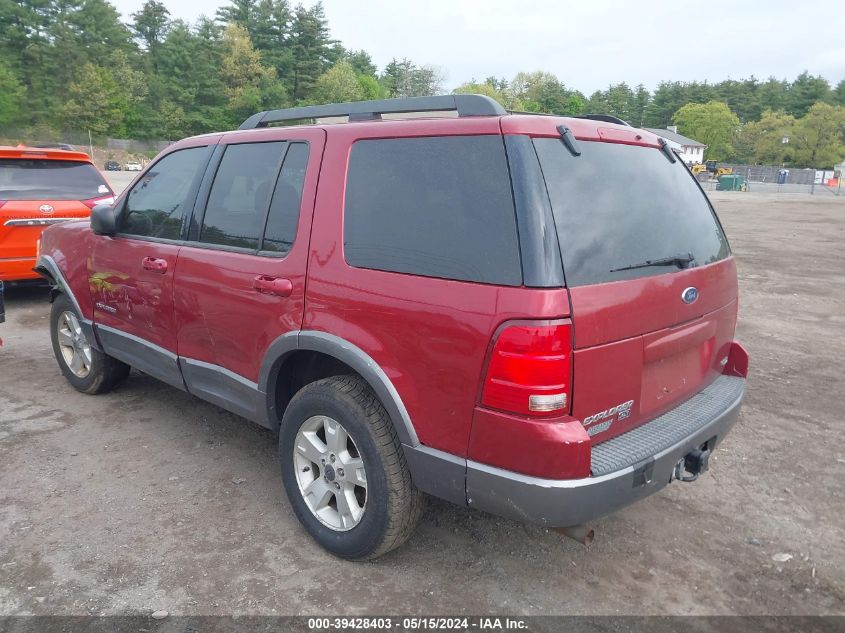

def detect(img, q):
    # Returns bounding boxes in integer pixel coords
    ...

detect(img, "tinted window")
[344,136,521,285]
[0,159,110,201]
[262,143,308,255]
[533,138,730,287]
[200,142,286,250]
[123,147,211,240]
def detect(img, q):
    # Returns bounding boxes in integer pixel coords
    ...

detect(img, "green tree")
[382,58,443,98]
[758,77,789,112]
[453,79,522,110]
[344,49,377,76]
[0,61,25,126]
[289,2,339,103]
[713,77,761,122]
[131,0,170,58]
[312,61,364,103]
[220,22,284,120]
[832,79,845,106]
[672,100,740,160]
[790,102,845,168]
[356,74,384,100]
[787,71,831,117]
[510,71,583,115]
[734,110,795,164]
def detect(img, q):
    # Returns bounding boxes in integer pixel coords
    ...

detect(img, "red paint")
[39,113,744,480]
[172,127,324,381]
[468,407,590,479]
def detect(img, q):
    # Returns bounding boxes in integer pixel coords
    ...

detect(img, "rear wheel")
[50,293,129,394]
[279,375,423,560]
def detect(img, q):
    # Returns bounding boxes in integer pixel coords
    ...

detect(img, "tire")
[279,374,424,560]
[49,293,130,394]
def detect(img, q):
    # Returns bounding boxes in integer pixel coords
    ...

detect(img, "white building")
[644,126,707,165]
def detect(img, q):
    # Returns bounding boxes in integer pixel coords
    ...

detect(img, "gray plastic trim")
[466,379,745,527]
[258,330,419,446]
[180,357,269,428]
[591,375,745,476]
[402,444,467,506]
[96,324,186,391]
[34,254,100,350]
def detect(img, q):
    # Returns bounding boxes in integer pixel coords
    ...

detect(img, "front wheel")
[50,293,129,394]
[279,375,423,560]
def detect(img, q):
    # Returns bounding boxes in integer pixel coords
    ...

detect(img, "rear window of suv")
[533,138,730,287]
[0,159,110,201]
[344,136,521,286]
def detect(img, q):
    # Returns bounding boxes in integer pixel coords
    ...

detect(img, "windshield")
[533,138,730,287]
[0,159,111,201]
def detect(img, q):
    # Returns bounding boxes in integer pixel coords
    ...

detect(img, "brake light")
[82,195,115,209]
[481,321,572,417]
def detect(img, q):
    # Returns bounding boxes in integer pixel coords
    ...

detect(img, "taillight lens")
[82,195,115,209]
[481,321,572,417]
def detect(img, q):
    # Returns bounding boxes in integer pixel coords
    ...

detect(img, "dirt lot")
[0,192,843,617]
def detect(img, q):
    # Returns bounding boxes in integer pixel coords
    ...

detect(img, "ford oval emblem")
[39,204,54,215]
[681,287,699,304]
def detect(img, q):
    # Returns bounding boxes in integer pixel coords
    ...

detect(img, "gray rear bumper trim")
[465,378,745,527]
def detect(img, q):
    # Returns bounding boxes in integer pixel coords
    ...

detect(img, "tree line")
[1,0,843,167]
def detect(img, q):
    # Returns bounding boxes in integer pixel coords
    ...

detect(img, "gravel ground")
[0,192,843,616]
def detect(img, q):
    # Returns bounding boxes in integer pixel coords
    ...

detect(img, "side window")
[261,143,309,255]
[343,136,521,285]
[122,146,211,240]
[200,142,287,250]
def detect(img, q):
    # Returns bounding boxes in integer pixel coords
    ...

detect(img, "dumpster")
[716,174,745,191]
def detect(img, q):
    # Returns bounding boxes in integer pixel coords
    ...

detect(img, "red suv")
[36,95,748,559]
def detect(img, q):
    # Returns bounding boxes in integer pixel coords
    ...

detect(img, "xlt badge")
[583,399,634,436]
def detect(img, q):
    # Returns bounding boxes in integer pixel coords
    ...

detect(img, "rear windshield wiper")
[557,125,581,157]
[657,137,677,163]
[611,252,695,273]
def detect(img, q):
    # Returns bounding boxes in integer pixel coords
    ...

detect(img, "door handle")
[253,275,293,297]
[142,256,168,273]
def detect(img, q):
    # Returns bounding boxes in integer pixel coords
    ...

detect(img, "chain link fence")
[697,163,842,195]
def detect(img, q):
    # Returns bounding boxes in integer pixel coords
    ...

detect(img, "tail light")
[82,195,115,209]
[481,321,572,417]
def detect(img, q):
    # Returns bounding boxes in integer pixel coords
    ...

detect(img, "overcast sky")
[112,0,844,94]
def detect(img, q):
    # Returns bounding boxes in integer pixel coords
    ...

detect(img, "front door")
[90,143,215,389]
[172,128,325,422]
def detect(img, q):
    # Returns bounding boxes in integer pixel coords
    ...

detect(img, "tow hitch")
[673,447,711,482]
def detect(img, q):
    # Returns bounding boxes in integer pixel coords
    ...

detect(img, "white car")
[124,161,142,171]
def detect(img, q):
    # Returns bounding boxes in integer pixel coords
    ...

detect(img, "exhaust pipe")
[554,524,595,546]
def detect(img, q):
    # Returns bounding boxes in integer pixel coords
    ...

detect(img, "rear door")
[533,133,738,443]
[90,143,215,389]
[172,128,324,422]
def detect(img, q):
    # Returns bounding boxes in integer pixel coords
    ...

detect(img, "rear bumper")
[0,257,39,281]
[464,374,745,527]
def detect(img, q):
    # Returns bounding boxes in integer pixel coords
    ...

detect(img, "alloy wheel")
[293,415,367,531]
[57,311,92,378]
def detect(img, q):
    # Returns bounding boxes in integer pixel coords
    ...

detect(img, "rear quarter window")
[533,138,730,287]
[343,135,522,286]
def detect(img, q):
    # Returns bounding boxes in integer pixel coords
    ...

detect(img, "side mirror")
[90,203,117,236]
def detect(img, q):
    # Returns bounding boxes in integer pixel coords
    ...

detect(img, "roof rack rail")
[238,94,507,130]
[573,114,631,126]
